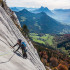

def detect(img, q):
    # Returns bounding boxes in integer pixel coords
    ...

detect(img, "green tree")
[22,24,29,37]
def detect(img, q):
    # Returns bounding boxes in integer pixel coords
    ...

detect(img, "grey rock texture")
[0,4,46,70]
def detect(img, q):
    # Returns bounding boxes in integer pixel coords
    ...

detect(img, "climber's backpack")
[21,42,26,47]
[21,42,27,52]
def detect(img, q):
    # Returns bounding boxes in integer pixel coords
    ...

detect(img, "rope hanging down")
[0,53,15,64]
[0,48,23,64]
[0,48,16,64]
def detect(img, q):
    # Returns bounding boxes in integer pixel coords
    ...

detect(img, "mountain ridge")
[15,9,70,34]
[31,6,53,15]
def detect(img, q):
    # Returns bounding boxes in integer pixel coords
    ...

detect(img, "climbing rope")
[0,48,16,64]
[0,45,27,64]
[0,47,14,56]
[0,51,12,56]
[0,53,15,64]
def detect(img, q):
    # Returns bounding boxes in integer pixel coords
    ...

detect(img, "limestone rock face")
[0,4,46,70]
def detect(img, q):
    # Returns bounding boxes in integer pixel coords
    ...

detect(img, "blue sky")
[6,0,70,9]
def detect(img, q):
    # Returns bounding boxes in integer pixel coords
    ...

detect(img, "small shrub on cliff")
[22,24,29,37]
[50,57,58,67]
[57,64,68,70]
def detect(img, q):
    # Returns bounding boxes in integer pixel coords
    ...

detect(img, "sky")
[6,0,70,9]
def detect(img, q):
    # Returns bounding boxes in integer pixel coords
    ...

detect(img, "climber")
[12,39,27,59]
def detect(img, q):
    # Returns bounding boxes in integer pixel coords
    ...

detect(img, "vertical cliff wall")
[0,1,46,70]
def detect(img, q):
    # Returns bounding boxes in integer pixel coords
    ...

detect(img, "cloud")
[46,0,70,9]
[6,0,70,9]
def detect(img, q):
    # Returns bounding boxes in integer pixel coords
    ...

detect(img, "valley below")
[11,6,70,70]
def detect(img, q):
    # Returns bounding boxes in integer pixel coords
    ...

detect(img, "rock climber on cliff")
[12,39,27,59]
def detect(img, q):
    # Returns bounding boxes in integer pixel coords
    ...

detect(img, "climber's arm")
[13,43,18,48]
[14,46,21,52]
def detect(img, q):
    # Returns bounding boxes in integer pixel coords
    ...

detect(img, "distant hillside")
[10,7,19,12]
[10,7,37,12]
[10,7,70,25]
[15,9,70,34]
[54,9,70,12]
[52,9,70,24]
[31,6,53,15]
